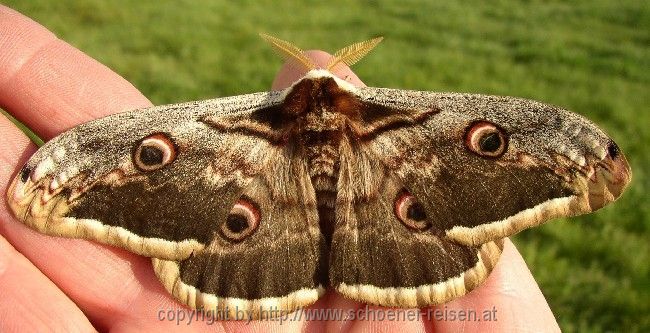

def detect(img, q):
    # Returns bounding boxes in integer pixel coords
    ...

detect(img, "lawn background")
[2,1,648,332]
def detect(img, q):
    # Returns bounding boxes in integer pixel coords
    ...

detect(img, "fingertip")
[0,5,152,139]
[271,50,365,90]
[0,235,94,332]
[429,239,560,332]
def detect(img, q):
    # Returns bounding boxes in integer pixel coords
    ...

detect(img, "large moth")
[6,35,631,319]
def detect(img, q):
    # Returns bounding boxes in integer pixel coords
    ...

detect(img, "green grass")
[3,1,648,331]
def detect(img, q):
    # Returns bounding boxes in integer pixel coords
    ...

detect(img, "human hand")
[0,6,559,332]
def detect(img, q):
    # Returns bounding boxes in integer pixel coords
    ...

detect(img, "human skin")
[0,5,560,332]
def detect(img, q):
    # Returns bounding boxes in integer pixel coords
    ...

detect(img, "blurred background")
[2,1,648,332]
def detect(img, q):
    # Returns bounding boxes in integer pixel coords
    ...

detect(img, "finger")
[0,8,217,332]
[0,119,92,332]
[321,292,365,332]
[0,115,221,332]
[0,5,151,140]
[271,50,365,90]
[345,305,429,333]
[430,239,560,332]
[0,233,94,332]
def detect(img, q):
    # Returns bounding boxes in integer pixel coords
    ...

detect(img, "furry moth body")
[7,36,631,319]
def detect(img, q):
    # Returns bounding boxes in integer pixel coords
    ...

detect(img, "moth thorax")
[303,127,342,181]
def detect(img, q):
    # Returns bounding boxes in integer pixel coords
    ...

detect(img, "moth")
[7,35,631,319]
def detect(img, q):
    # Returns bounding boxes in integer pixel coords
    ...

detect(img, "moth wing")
[8,91,286,259]
[349,87,628,245]
[8,91,327,315]
[153,151,326,317]
[332,140,503,306]
[330,86,628,306]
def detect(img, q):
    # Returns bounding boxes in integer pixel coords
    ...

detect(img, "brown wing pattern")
[330,87,630,305]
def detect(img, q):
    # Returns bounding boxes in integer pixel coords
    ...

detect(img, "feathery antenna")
[260,33,384,73]
[259,33,317,72]
[326,37,384,71]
